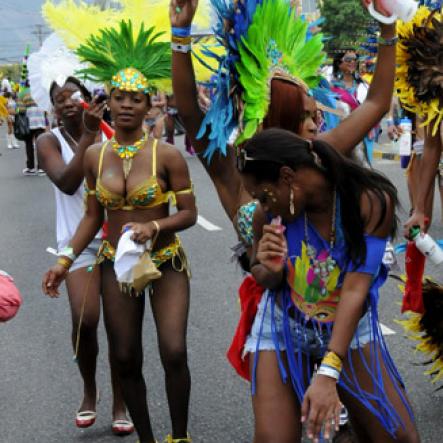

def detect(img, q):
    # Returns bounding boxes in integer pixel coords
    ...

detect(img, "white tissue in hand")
[114,230,146,284]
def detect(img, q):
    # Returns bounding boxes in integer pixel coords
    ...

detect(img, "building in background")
[291,0,320,20]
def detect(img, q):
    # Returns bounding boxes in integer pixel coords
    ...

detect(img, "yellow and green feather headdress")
[396,5,443,135]
[75,20,171,94]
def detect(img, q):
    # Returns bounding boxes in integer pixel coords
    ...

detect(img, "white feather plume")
[27,33,99,112]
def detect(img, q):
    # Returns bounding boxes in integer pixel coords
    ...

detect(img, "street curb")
[373,150,400,161]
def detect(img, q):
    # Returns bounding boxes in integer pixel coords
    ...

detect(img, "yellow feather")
[116,0,212,39]
[42,0,118,49]
[43,0,214,85]
[396,6,443,127]
[192,37,226,82]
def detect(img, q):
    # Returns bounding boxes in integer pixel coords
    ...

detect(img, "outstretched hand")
[169,0,198,28]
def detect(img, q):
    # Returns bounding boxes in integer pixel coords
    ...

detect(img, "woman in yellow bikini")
[42,21,196,443]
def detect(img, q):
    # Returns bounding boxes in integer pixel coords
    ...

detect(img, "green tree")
[319,0,373,53]
[0,64,21,83]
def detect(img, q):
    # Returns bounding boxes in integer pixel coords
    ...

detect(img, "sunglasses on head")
[236,149,283,172]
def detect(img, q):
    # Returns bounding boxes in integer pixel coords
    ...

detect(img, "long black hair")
[241,128,398,266]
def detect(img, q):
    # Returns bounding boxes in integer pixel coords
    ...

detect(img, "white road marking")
[375,159,396,165]
[197,215,222,231]
[380,323,396,335]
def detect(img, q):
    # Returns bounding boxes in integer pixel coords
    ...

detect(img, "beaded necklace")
[111,131,147,178]
[304,188,337,296]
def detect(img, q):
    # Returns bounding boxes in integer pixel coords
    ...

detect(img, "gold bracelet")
[57,256,73,270]
[171,36,192,45]
[151,220,160,233]
[321,351,343,372]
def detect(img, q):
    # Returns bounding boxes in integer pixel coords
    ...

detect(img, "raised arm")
[169,0,246,221]
[170,0,207,153]
[37,100,105,194]
[318,22,396,155]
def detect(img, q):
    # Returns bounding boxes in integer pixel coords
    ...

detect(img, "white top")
[51,127,101,249]
[1,78,12,93]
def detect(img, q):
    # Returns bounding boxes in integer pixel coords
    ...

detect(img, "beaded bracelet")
[378,35,398,46]
[171,26,191,38]
[151,220,160,233]
[171,42,192,53]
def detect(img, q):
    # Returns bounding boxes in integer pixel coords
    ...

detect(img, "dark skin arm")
[123,144,198,243]
[42,145,105,297]
[170,0,244,220]
[302,190,395,441]
[318,22,396,156]
[170,0,396,222]
[404,124,442,234]
[36,100,105,195]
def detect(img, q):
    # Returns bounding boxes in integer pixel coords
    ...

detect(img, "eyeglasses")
[342,56,357,63]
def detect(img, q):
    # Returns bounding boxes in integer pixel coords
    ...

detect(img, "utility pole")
[31,24,49,47]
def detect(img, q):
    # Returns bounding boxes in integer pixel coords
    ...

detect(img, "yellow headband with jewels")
[110,67,151,94]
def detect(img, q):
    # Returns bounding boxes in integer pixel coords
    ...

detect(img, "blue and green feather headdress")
[197,0,328,159]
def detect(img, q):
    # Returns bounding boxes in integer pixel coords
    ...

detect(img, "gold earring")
[289,188,295,215]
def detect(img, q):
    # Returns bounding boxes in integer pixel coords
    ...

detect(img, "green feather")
[75,20,171,87]
[234,0,325,142]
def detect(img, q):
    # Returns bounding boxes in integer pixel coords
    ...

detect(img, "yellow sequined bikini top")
[93,138,190,211]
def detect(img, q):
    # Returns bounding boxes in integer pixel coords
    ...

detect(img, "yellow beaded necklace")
[111,131,147,178]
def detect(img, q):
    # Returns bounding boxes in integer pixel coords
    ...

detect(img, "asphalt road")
[0,127,442,443]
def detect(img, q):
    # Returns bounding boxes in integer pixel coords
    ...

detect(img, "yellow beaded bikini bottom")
[73,236,190,361]
[97,236,189,273]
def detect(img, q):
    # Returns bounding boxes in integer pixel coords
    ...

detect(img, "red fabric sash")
[401,241,425,314]
[227,275,264,381]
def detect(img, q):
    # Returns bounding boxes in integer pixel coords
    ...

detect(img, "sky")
[0,0,101,64]
[0,0,50,64]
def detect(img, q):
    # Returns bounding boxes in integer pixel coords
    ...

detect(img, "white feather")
[28,33,99,112]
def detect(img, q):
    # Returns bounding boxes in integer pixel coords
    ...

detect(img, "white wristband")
[316,364,340,382]
[58,246,77,262]
[171,42,191,53]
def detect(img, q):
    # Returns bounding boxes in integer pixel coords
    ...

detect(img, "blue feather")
[419,0,442,8]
